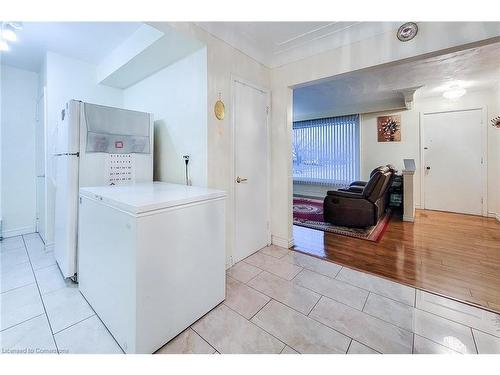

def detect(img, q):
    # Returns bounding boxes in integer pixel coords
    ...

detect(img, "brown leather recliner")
[323,167,392,227]
[347,164,397,193]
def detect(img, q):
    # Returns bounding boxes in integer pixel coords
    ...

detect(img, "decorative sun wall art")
[491,116,500,129]
[377,115,402,142]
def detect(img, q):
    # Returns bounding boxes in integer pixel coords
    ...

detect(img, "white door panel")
[35,89,47,242]
[423,109,483,215]
[54,154,79,278]
[234,81,269,263]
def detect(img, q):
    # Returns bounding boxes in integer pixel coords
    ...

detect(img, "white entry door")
[233,79,270,263]
[422,109,484,215]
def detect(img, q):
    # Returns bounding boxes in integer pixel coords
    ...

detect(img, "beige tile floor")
[2,235,500,354]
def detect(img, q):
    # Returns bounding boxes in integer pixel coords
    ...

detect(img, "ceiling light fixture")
[443,86,467,99]
[2,24,17,42]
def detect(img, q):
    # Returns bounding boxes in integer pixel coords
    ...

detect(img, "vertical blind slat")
[292,114,360,186]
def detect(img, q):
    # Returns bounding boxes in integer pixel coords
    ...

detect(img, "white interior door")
[422,109,484,215]
[233,80,270,263]
[35,88,47,242]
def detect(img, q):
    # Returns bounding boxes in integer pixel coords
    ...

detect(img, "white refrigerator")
[54,100,153,279]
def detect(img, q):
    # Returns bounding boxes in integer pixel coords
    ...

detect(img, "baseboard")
[45,242,55,252]
[272,235,294,249]
[1,225,36,239]
[402,215,415,222]
[488,212,500,223]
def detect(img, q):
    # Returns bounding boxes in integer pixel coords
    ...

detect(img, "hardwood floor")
[293,209,500,313]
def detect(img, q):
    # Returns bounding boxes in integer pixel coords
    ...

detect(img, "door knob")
[426,166,431,170]
[236,176,248,183]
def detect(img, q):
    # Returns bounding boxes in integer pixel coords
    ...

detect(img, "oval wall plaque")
[215,99,225,120]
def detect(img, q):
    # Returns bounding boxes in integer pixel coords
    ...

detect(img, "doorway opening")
[290,42,500,314]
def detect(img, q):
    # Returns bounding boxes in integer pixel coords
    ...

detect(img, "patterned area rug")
[293,196,391,242]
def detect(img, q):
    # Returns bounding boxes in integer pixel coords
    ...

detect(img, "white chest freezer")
[78,182,226,354]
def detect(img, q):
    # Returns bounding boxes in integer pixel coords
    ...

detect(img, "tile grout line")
[361,292,370,312]
[270,249,345,281]
[193,328,218,354]
[242,268,265,285]
[345,339,353,354]
[189,325,222,355]
[31,261,59,273]
[305,310,387,354]
[0,313,45,333]
[306,293,415,353]
[244,274,320,317]
[306,294,322,316]
[245,252,305,280]
[471,327,479,354]
[77,290,125,353]
[333,265,343,279]
[290,267,305,281]
[326,265,419,306]
[1,280,37,295]
[21,234,60,354]
[51,313,96,336]
[243,278,356,353]
[411,302,498,338]
[294,278,367,312]
[222,302,287,352]
[335,278,414,307]
[248,297,273,321]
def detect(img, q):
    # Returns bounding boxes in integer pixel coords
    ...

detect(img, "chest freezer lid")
[79,182,226,214]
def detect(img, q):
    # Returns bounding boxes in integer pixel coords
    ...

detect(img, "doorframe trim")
[419,106,488,216]
[229,75,272,266]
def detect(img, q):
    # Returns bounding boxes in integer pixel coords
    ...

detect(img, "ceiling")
[1,22,142,72]
[196,22,401,68]
[293,42,500,121]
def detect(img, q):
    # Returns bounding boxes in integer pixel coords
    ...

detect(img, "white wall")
[1,65,39,237]
[123,48,208,187]
[271,23,500,246]
[492,82,500,221]
[44,52,124,246]
[359,89,498,210]
[0,59,3,235]
[152,22,271,265]
[360,108,420,205]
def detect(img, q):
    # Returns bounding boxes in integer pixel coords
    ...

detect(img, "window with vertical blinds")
[292,114,360,187]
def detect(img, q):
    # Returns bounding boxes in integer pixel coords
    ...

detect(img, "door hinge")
[266,106,270,115]
[481,157,484,164]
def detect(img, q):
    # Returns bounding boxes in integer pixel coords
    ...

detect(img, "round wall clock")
[214,99,225,120]
[397,22,418,42]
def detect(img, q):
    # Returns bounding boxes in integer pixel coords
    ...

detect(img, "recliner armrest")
[344,186,364,193]
[349,181,367,187]
[326,190,365,199]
